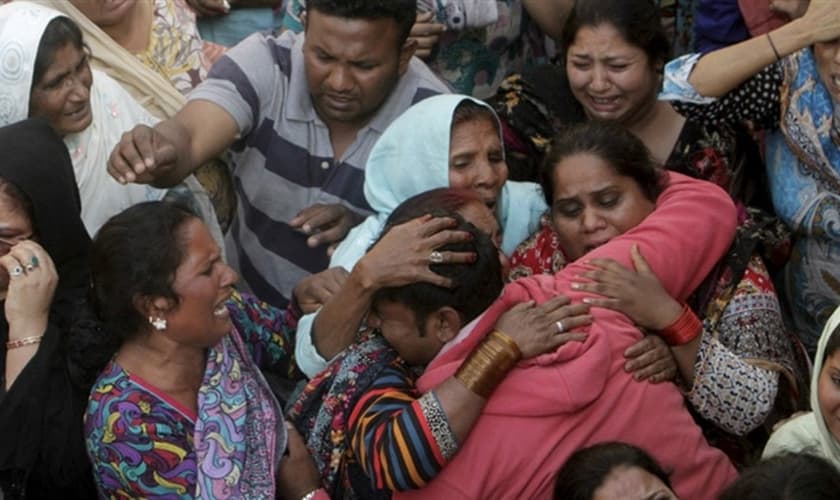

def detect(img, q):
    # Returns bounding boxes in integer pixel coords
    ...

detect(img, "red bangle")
[659,304,702,346]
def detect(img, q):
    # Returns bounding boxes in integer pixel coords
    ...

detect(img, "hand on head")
[108,125,178,185]
[800,0,840,43]
[355,214,475,290]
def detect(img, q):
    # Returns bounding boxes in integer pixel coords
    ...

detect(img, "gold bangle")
[6,335,44,350]
[489,330,523,359]
[455,330,522,398]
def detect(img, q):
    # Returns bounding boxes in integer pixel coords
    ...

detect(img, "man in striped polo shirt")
[107,0,449,307]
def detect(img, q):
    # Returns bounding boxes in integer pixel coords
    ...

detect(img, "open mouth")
[213,303,228,317]
[213,289,233,317]
[587,95,620,111]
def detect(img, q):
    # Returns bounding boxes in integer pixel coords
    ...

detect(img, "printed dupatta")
[193,327,286,498]
[765,48,840,348]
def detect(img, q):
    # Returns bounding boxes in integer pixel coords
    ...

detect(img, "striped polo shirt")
[189,30,449,307]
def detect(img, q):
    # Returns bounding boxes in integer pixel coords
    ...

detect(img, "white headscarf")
[0,2,221,241]
[811,305,840,463]
[329,94,547,270]
[764,305,840,466]
[0,2,61,125]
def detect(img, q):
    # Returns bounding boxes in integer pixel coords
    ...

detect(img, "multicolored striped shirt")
[347,358,456,493]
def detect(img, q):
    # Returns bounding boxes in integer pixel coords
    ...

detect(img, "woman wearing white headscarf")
[764,305,840,467]
[294,94,548,377]
[0,2,220,241]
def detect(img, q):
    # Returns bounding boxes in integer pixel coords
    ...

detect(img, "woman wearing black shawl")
[0,118,105,498]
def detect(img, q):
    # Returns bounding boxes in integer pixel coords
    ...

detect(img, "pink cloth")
[738,0,788,36]
[396,172,739,500]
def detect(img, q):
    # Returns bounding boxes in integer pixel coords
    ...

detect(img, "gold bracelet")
[455,330,522,398]
[489,330,523,359]
[6,335,44,350]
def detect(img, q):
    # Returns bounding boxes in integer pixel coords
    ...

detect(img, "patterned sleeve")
[507,219,567,281]
[84,366,197,498]
[226,290,299,377]
[348,362,456,492]
[688,332,780,436]
[661,53,784,130]
[686,255,794,436]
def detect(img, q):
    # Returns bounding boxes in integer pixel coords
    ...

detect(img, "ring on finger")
[25,264,34,272]
[10,266,22,277]
[30,255,39,268]
[429,250,444,264]
[556,320,565,333]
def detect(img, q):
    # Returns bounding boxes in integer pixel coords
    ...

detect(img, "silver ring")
[10,266,22,277]
[25,264,34,272]
[556,320,565,333]
[429,250,444,264]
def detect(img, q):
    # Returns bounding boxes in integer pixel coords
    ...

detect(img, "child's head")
[818,323,840,444]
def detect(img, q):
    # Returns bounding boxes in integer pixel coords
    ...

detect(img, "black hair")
[306,0,417,46]
[554,442,672,500]
[90,201,197,342]
[540,122,666,206]
[451,99,500,134]
[718,453,840,500]
[370,190,503,333]
[32,16,84,90]
[825,323,840,367]
[560,0,670,69]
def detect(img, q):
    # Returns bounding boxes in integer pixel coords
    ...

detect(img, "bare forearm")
[149,119,197,188]
[311,269,375,360]
[430,377,486,443]
[688,18,814,97]
[521,0,573,39]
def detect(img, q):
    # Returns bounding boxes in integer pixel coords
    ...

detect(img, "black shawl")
[0,118,99,499]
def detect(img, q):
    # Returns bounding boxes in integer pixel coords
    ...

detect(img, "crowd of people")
[0,0,839,499]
